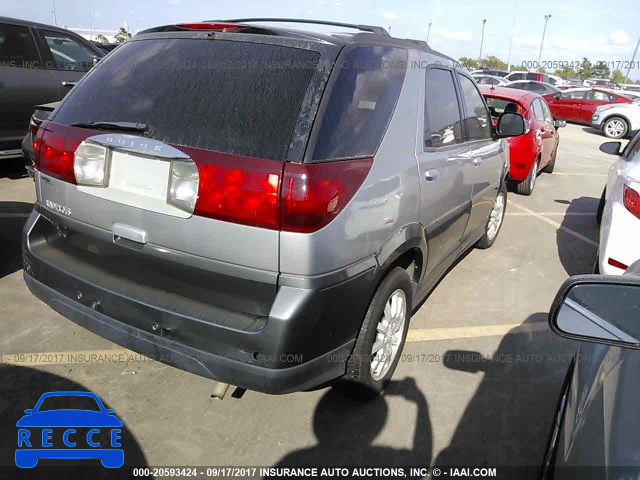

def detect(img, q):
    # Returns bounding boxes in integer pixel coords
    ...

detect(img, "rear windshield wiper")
[70,121,152,135]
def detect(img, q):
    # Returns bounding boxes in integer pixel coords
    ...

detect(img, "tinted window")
[53,39,319,161]
[424,68,462,148]
[561,90,586,99]
[531,99,545,121]
[509,72,525,81]
[41,29,99,71]
[312,46,407,161]
[0,23,40,66]
[458,74,492,141]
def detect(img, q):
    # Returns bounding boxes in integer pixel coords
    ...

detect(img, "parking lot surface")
[0,124,610,474]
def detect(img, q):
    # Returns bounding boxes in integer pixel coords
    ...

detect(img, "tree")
[510,64,527,72]
[114,27,132,43]
[577,57,593,80]
[611,69,626,85]
[554,65,578,80]
[94,34,109,44]
[459,57,479,70]
[592,61,610,79]
[481,55,508,70]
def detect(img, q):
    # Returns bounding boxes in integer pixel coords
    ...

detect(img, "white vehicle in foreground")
[597,132,640,274]
[591,102,640,139]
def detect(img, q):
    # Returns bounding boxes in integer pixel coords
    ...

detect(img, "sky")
[3,0,639,80]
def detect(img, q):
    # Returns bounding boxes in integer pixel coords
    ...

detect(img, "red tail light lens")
[182,146,284,229]
[623,184,640,220]
[36,122,92,184]
[608,257,629,271]
[281,158,373,233]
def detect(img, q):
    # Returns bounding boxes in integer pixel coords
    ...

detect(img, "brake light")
[608,257,629,271]
[174,23,247,31]
[623,184,640,220]
[36,122,91,184]
[281,158,372,233]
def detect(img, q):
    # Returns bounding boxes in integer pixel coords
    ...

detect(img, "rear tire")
[596,186,606,225]
[515,159,539,196]
[476,185,507,249]
[603,117,629,139]
[340,267,412,398]
[543,148,557,174]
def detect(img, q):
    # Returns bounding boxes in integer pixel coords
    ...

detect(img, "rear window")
[311,45,407,161]
[52,39,320,161]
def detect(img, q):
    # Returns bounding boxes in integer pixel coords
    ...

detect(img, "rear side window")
[40,29,99,71]
[424,68,463,148]
[458,74,492,141]
[531,99,545,122]
[509,72,525,81]
[53,39,320,161]
[311,45,407,161]
[0,23,40,67]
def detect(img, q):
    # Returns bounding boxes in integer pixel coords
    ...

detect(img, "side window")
[0,23,40,67]
[622,134,640,159]
[591,91,609,101]
[458,74,492,141]
[510,73,524,81]
[540,100,553,123]
[531,100,545,122]
[424,68,463,148]
[561,90,585,100]
[40,29,99,72]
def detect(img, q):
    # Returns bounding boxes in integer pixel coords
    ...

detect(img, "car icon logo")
[15,391,124,468]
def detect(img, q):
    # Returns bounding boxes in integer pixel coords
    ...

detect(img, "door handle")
[425,170,439,181]
[473,157,483,166]
[61,81,77,88]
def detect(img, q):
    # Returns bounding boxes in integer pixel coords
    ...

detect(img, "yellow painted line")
[2,324,551,366]
[506,212,594,216]
[509,201,598,247]
[406,322,548,342]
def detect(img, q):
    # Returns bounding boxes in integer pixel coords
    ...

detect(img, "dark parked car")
[91,41,120,54]
[0,16,103,160]
[23,18,524,397]
[505,80,561,97]
[542,262,640,478]
[22,102,58,174]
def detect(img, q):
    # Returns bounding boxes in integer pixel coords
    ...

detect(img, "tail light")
[608,257,629,271]
[281,159,373,233]
[623,184,640,220]
[35,122,91,184]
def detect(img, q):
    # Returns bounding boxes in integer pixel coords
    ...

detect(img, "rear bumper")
[23,209,375,394]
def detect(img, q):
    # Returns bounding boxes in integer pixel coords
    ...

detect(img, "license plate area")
[77,149,190,218]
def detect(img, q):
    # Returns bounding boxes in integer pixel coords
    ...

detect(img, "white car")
[471,74,508,86]
[591,102,640,139]
[597,132,640,274]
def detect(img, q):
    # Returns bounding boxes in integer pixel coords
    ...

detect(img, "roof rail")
[209,18,389,36]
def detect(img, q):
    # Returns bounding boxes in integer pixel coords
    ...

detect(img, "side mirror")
[549,275,640,349]
[600,141,622,156]
[496,112,525,137]
[554,119,567,128]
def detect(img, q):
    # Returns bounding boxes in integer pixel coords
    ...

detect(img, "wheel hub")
[370,289,406,381]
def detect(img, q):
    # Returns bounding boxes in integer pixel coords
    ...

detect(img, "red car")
[544,88,632,125]
[481,86,564,195]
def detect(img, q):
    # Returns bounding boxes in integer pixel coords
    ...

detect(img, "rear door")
[456,72,503,239]
[416,65,472,273]
[0,22,57,146]
[579,90,611,123]
[531,98,554,166]
[33,28,101,98]
[550,90,585,122]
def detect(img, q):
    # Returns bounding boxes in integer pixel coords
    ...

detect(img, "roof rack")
[209,18,389,36]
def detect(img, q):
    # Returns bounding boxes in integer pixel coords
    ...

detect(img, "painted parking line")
[506,212,594,216]
[508,201,598,247]
[552,173,607,177]
[1,324,550,367]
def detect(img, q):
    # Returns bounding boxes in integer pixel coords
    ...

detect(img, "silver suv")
[22,19,524,396]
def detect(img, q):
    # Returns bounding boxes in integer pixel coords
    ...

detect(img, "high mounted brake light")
[174,23,248,31]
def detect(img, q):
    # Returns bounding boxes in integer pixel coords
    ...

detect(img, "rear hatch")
[32,29,337,320]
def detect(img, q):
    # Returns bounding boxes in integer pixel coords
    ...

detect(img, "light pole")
[479,19,486,65]
[426,22,432,44]
[537,14,552,70]
[51,0,58,26]
[506,0,518,72]
[626,36,640,83]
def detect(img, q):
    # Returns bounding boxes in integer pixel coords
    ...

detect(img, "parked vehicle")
[505,80,561,96]
[472,74,508,86]
[591,102,640,139]
[0,16,104,160]
[546,88,633,125]
[547,74,567,87]
[504,71,551,83]
[541,266,640,478]
[586,78,613,88]
[470,68,509,78]
[481,86,564,195]
[595,134,640,274]
[22,19,524,397]
[22,102,58,175]
[90,41,120,54]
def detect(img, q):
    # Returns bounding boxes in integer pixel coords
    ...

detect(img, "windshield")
[38,395,102,412]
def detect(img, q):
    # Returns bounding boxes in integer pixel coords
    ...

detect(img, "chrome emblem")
[45,199,72,216]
